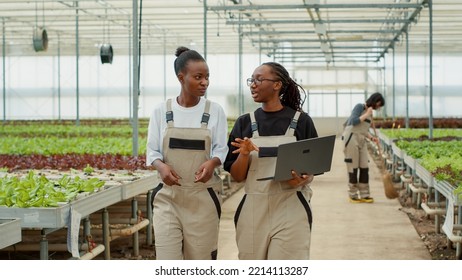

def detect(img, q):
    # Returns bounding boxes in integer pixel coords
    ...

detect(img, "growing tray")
[0,219,22,249]
[391,141,404,159]
[415,161,434,188]
[377,130,392,146]
[120,173,158,199]
[0,186,121,229]
[434,180,462,206]
[403,153,417,171]
[0,172,159,229]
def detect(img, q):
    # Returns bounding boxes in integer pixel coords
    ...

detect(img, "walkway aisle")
[217,185,242,260]
[309,137,430,260]
[217,137,431,260]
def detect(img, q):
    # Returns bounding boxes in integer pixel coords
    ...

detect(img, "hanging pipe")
[106,219,150,240]
[4,242,95,252]
[420,202,446,216]
[78,244,105,260]
[445,231,462,243]
[426,201,446,208]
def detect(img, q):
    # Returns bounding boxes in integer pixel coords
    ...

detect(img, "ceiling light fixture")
[315,23,326,36]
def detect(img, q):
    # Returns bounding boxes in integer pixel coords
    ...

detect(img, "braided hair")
[174,46,206,75]
[262,62,306,111]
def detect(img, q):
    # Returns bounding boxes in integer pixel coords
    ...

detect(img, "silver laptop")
[265,135,336,181]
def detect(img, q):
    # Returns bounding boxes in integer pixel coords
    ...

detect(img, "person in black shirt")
[223,62,318,260]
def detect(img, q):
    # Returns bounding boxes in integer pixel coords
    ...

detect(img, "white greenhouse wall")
[1,53,461,120]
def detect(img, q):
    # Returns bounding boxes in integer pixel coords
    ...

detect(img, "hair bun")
[175,46,190,57]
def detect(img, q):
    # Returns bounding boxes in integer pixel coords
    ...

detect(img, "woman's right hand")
[365,106,374,116]
[229,137,258,182]
[360,107,374,123]
[231,137,259,155]
[154,160,182,186]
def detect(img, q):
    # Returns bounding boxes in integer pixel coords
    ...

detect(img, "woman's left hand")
[370,136,379,143]
[194,160,216,183]
[286,170,314,187]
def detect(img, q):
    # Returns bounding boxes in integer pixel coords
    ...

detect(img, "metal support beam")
[208,3,422,12]
[377,1,426,61]
[132,0,140,156]
[75,0,80,126]
[255,38,394,44]
[238,3,244,116]
[58,33,61,121]
[242,29,398,36]
[392,44,396,121]
[2,18,6,123]
[405,30,409,129]
[227,19,410,25]
[131,198,139,257]
[163,30,166,101]
[428,0,433,139]
[203,0,207,59]
[128,18,132,119]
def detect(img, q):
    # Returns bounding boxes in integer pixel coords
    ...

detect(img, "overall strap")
[166,99,174,128]
[249,111,259,137]
[285,110,301,136]
[363,104,372,123]
[201,99,211,129]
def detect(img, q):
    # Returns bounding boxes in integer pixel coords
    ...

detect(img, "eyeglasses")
[246,78,278,86]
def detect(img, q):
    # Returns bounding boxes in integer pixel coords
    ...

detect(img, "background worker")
[342,92,385,203]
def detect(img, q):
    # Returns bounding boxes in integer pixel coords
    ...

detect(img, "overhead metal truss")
[0,0,461,68]
[209,0,429,66]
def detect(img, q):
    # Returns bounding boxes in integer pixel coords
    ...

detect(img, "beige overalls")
[342,106,372,199]
[234,110,313,260]
[152,99,223,260]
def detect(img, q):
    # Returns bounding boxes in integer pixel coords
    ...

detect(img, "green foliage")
[0,171,105,208]
[0,122,148,156]
[396,140,462,160]
[0,119,238,156]
[227,118,236,135]
[83,164,94,175]
[381,128,462,139]
[394,138,462,192]
[0,123,148,137]
[455,185,462,204]
[0,136,146,155]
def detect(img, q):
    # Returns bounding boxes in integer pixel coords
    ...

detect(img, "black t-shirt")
[223,106,318,172]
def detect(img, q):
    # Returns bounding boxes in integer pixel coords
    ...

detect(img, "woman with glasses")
[223,62,318,260]
[146,46,228,259]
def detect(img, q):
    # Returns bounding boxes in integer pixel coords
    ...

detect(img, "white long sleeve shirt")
[146,97,229,166]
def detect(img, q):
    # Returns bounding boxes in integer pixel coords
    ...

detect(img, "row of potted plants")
[377,128,462,205]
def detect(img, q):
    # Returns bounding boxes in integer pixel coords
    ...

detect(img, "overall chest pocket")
[248,147,278,183]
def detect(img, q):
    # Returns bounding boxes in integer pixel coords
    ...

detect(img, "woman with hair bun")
[146,46,228,260]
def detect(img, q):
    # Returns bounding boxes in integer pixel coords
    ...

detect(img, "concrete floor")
[217,137,431,260]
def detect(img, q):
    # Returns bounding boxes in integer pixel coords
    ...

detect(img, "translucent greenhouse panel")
[338,94,365,117]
